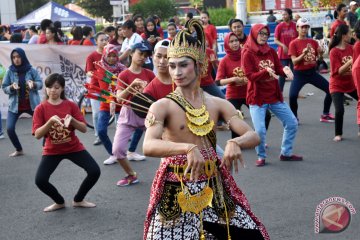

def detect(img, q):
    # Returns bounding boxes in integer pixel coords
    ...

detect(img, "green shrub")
[130,0,177,20]
[95,24,104,33]
[207,8,235,26]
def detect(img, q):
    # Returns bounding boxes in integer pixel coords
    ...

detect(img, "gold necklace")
[175,89,214,136]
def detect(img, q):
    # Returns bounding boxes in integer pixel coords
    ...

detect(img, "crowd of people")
[0,3,360,239]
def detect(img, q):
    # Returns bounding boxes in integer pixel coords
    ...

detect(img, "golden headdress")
[167,19,206,69]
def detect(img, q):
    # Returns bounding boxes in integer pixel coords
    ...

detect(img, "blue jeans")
[289,68,332,117]
[7,110,33,151]
[279,59,294,92]
[250,102,298,159]
[90,99,100,137]
[98,110,143,155]
[202,83,225,99]
[97,110,116,156]
[128,128,144,152]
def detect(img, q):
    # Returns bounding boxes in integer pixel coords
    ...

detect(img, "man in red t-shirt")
[37,19,53,44]
[144,40,173,100]
[288,18,334,123]
[85,32,109,145]
[274,8,298,91]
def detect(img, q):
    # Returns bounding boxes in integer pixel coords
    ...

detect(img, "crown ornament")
[168,19,206,67]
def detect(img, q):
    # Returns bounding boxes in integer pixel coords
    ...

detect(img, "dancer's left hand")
[221,140,245,173]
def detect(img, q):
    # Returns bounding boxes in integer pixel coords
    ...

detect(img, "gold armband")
[226,110,244,129]
[145,112,163,128]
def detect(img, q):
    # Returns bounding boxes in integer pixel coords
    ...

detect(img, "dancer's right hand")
[185,145,205,181]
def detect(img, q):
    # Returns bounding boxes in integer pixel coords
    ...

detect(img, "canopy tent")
[10,1,95,31]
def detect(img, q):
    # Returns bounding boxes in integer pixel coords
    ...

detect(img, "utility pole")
[236,0,247,24]
[0,0,17,24]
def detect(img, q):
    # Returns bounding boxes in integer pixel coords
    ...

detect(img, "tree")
[15,0,71,19]
[75,0,113,22]
[303,0,343,10]
[130,0,176,20]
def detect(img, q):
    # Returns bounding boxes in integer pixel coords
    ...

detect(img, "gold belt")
[166,160,217,176]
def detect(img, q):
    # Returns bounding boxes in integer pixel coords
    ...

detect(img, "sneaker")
[0,133,4,139]
[279,154,303,161]
[320,114,335,123]
[93,137,102,146]
[256,158,265,167]
[116,173,139,187]
[103,155,118,165]
[127,151,146,161]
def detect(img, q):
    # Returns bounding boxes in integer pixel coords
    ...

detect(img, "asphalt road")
[1,80,359,240]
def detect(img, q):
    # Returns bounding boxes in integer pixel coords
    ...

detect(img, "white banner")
[0,44,96,119]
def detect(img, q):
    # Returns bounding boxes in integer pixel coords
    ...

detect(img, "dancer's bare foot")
[333,136,342,142]
[43,203,65,212]
[9,151,24,157]
[72,200,96,208]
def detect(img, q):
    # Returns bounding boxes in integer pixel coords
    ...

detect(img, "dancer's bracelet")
[186,145,198,154]
[227,139,240,147]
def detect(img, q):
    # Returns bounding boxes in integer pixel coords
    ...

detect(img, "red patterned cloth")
[143,147,270,240]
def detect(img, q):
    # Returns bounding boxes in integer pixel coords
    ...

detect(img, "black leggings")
[289,68,332,117]
[228,98,271,138]
[331,91,358,136]
[35,150,101,204]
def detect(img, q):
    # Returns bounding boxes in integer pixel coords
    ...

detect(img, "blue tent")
[10,1,95,31]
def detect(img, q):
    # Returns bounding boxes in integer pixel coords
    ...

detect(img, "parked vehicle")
[176,7,201,19]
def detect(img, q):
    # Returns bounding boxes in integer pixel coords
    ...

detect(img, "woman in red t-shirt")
[242,24,302,166]
[113,42,155,186]
[330,3,347,38]
[109,25,125,49]
[329,24,358,142]
[33,73,100,212]
[353,23,360,136]
[81,26,95,46]
[201,11,217,53]
[288,18,334,123]
[45,27,63,45]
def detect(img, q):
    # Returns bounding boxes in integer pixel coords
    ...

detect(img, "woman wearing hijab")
[217,32,271,139]
[2,48,43,157]
[95,44,126,164]
[241,24,302,167]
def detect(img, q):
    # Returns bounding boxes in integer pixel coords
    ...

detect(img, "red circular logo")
[321,204,351,233]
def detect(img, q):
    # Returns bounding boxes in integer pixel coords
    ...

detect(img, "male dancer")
[143,19,268,240]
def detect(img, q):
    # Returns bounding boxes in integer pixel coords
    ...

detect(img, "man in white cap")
[143,39,173,100]
[347,1,358,29]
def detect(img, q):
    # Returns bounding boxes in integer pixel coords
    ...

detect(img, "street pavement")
[1,79,359,240]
